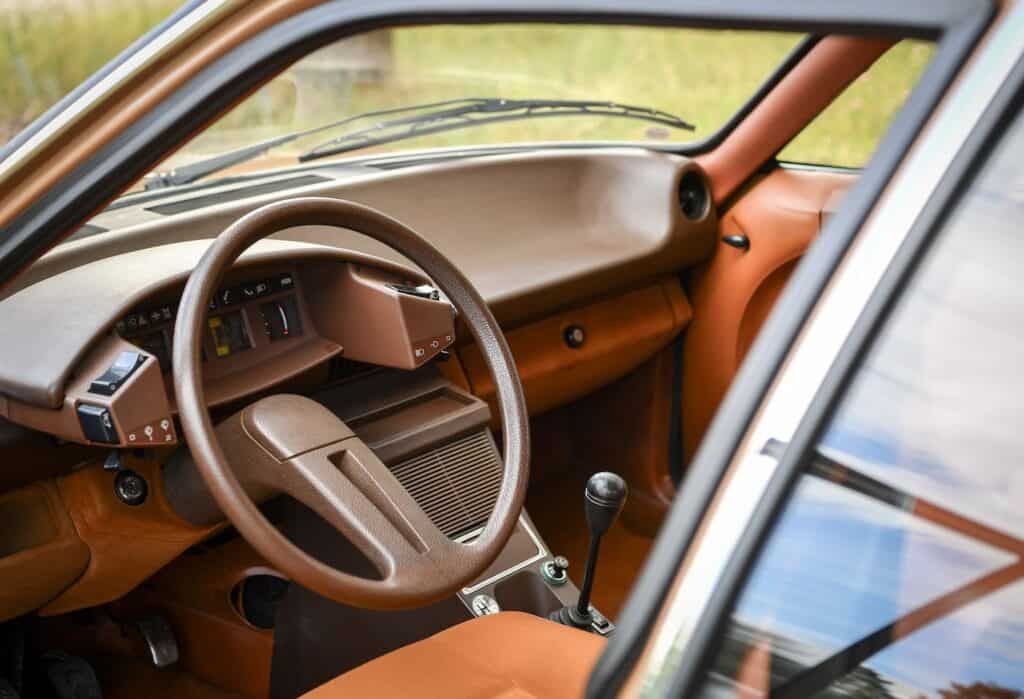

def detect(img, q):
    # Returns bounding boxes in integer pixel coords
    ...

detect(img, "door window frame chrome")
[634,4,1024,696]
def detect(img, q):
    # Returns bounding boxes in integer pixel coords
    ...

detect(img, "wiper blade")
[145,133,298,190]
[144,97,694,190]
[298,97,695,162]
[143,100,468,189]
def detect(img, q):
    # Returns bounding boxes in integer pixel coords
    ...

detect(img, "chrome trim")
[638,6,1024,695]
[453,526,484,544]
[460,515,548,595]
[0,0,234,184]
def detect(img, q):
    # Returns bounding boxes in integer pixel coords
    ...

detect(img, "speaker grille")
[389,430,502,538]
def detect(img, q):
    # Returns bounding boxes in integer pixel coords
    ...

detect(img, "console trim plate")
[459,515,548,595]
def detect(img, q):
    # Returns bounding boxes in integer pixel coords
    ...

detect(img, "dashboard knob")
[541,555,570,586]
[563,324,586,349]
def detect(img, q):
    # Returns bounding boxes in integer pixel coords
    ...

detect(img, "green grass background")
[0,1,933,173]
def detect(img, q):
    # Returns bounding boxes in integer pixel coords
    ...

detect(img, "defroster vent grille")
[389,430,502,539]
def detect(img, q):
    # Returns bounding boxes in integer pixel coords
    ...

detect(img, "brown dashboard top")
[16,150,716,328]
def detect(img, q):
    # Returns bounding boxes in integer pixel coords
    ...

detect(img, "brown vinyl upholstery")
[682,168,854,460]
[301,612,605,698]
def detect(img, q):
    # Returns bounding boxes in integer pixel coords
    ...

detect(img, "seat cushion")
[301,612,606,699]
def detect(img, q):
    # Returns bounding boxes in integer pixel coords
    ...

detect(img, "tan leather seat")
[302,612,605,698]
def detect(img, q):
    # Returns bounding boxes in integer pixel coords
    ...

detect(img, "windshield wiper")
[145,97,694,190]
[144,101,443,190]
[298,97,694,163]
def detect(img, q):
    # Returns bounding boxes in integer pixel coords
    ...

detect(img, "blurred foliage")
[780,40,934,167]
[1,6,933,174]
[189,26,803,160]
[0,0,179,143]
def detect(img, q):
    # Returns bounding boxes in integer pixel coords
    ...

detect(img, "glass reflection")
[699,90,1024,699]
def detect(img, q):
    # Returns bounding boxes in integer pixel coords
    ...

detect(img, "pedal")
[40,652,101,699]
[134,616,179,668]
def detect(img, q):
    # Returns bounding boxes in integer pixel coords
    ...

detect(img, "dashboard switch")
[78,404,119,444]
[388,283,440,300]
[89,350,145,395]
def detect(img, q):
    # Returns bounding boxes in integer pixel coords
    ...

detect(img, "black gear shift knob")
[584,472,628,538]
[549,471,628,631]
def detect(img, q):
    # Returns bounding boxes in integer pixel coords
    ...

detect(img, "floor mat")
[93,656,246,699]
[527,466,655,620]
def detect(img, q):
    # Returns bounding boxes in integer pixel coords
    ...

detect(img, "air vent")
[389,430,502,539]
[145,174,330,215]
[678,171,709,221]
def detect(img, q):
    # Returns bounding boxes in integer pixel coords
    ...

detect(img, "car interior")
[0,22,933,699]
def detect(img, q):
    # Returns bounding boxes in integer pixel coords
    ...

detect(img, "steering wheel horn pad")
[172,198,529,610]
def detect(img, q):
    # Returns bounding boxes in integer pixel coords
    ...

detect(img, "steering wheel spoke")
[282,438,456,580]
[173,197,528,609]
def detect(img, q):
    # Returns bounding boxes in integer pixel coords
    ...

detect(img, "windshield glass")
[148,25,804,185]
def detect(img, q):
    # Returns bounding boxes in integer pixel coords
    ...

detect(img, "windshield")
[147,25,804,186]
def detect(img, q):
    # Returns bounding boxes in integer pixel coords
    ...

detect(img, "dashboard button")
[89,351,146,396]
[78,404,119,444]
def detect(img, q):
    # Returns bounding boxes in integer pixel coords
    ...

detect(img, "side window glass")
[778,40,934,168]
[699,97,1024,696]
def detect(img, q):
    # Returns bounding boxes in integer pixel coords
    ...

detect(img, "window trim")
[631,5,1024,697]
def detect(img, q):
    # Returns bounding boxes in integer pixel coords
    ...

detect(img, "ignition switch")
[114,469,149,506]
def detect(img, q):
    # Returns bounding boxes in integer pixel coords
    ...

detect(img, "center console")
[310,365,615,635]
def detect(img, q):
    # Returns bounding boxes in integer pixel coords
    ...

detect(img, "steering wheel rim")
[172,197,529,609]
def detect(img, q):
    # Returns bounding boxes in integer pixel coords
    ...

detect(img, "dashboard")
[0,150,719,627]
[117,269,304,373]
[116,268,307,376]
[0,241,457,449]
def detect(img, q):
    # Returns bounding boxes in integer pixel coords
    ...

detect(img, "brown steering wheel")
[172,198,529,610]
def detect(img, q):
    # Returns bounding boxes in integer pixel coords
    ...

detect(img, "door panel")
[682,167,854,460]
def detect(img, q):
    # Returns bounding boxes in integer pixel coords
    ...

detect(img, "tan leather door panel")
[682,167,855,460]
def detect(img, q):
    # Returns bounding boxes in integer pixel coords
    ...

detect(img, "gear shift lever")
[551,472,628,630]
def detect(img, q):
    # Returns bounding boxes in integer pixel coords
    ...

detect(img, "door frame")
[611,4,1024,697]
